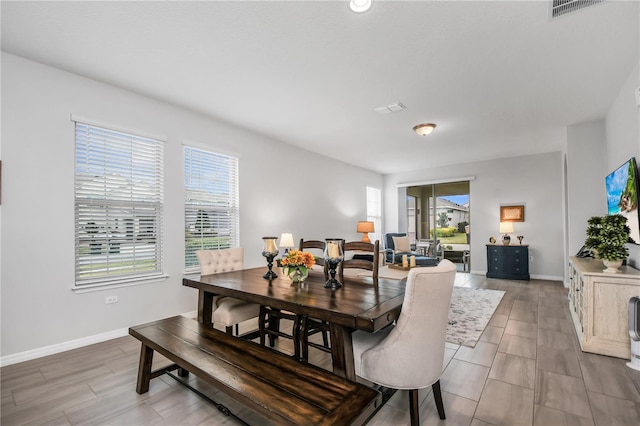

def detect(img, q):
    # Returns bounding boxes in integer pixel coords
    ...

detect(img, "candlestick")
[262,236,279,279]
[402,254,408,268]
[410,255,416,267]
[324,239,344,289]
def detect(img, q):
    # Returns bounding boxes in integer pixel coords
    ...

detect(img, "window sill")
[72,274,169,294]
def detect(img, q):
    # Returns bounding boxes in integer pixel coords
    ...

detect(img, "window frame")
[73,117,165,290]
[366,186,382,244]
[183,144,240,273]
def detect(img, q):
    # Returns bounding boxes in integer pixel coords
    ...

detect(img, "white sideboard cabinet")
[568,256,640,359]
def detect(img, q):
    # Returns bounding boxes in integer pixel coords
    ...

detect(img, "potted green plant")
[584,214,630,272]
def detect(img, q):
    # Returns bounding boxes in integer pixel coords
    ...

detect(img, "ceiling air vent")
[551,0,605,19]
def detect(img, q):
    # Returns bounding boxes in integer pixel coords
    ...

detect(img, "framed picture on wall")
[500,205,524,222]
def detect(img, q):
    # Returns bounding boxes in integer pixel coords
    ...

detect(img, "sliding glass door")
[406,180,470,268]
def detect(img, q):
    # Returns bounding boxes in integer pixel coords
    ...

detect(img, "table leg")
[197,289,214,328]
[329,323,356,381]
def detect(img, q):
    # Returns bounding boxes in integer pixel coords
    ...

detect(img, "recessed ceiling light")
[413,123,437,136]
[350,0,372,13]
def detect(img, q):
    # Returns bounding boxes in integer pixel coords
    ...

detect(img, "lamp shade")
[279,233,295,248]
[356,221,375,233]
[499,222,514,233]
[413,123,436,136]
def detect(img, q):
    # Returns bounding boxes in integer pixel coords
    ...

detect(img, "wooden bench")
[129,315,381,425]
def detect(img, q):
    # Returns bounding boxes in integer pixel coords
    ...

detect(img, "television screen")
[606,157,640,244]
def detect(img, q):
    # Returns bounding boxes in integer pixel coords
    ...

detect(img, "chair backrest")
[299,239,326,266]
[423,239,442,258]
[358,259,456,389]
[384,233,406,250]
[196,248,244,275]
[340,240,379,284]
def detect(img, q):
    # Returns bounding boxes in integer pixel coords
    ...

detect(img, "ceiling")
[1,1,638,175]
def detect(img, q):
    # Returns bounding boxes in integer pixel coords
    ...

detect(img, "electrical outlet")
[529,255,533,262]
[105,296,118,304]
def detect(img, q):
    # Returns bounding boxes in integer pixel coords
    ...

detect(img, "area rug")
[446,287,505,348]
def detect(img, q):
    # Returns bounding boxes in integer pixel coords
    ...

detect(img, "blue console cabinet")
[486,244,530,280]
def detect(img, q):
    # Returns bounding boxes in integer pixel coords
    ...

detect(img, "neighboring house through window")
[184,145,239,271]
[74,119,165,288]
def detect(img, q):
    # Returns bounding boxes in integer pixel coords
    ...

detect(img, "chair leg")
[292,315,302,361]
[408,389,419,426]
[259,306,267,346]
[321,329,329,347]
[268,315,280,347]
[225,326,233,335]
[432,380,446,419]
[235,324,239,336]
[300,317,309,362]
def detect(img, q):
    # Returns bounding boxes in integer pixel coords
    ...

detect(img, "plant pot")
[603,259,623,273]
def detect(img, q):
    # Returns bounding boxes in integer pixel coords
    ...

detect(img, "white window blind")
[367,186,382,244]
[184,146,239,270]
[74,121,164,286]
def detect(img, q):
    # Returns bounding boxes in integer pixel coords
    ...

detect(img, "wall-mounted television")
[606,157,640,244]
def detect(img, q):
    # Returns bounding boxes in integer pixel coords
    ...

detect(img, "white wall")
[606,62,640,267]
[0,53,382,360]
[566,120,607,257]
[564,62,640,275]
[384,151,565,280]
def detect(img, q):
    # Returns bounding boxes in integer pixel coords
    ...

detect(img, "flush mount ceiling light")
[413,123,437,136]
[350,0,372,13]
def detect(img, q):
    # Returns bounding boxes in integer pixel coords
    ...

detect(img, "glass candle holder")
[262,237,279,279]
[324,239,344,289]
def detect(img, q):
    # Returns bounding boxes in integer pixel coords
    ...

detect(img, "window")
[366,186,382,244]
[184,145,239,270]
[74,120,164,287]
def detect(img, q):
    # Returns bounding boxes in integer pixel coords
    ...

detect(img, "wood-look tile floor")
[3,273,640,425]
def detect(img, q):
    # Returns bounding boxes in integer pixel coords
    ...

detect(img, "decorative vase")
[284,266,309,283]
[603,259,623,273]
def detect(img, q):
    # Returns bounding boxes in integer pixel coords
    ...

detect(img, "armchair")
[384,233,420,264]
[418,238,444,260]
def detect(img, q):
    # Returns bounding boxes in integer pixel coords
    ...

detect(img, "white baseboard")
[0,311,199,367]
[473,271,563,282]
[0,328,129,367]
[530,274,564,282]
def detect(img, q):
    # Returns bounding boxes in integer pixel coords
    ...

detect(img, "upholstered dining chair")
[196,248,260,336]
[352,259,457,425]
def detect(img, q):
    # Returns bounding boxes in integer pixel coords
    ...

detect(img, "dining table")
[183,267,406,381]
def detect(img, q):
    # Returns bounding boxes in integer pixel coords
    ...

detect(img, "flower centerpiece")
[280,249,316,283]
[585,214,630,272]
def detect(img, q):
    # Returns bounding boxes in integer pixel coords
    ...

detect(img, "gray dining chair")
[352,259,457,425]
[196,248,260,336]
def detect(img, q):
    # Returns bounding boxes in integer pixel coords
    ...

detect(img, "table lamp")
[356,221,375,243]
[279,233,295,256]
[499,222,514,245]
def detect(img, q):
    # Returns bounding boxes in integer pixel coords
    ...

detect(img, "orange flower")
[281,249,316,268]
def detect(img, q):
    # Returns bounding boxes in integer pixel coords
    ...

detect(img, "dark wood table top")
[183,267,406,333]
